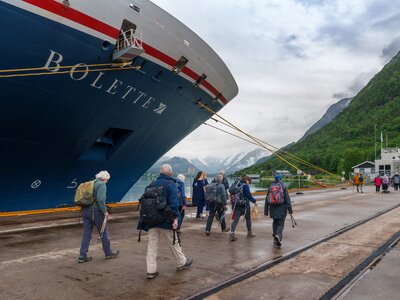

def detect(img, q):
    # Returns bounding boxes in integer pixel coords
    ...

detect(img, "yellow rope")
[0,65,141,78]
[205,121,342,187]
[0,62,133,74]
[204,122,264,146]
[0,61,340,185]
[198,101,341,187]
[198,102,308,174]
[210,117,342,180]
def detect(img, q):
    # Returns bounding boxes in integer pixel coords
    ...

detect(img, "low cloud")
[332,92,349,100]
[382,38,400,61]
[151,0,400,159]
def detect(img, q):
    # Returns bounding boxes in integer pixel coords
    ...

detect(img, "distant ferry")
[0,0,238,212]
[246,174,260,181]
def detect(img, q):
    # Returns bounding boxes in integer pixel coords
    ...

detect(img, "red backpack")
[267,183,284,205]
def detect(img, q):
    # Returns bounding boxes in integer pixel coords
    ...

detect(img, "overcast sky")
[152,0,400,159]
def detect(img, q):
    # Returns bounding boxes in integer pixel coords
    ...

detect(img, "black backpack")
[229,181,246,206]
[139,182,173,227]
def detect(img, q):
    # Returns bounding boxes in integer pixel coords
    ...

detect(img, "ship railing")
[115,29,143,52]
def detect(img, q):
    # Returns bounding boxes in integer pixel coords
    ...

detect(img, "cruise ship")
[0,0,238,212]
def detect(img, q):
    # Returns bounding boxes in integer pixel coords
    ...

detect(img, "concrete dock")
[1,186,399,300]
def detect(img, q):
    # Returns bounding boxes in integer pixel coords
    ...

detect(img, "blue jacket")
[241,180,256,204]
[232,181,256,214]
[176,178,187,207]
[138,174,180,231]
[192,179,208,206]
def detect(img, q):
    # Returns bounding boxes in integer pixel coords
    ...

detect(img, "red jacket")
[374,177,382,186]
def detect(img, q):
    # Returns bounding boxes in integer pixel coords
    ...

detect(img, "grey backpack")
[205,183,219,204]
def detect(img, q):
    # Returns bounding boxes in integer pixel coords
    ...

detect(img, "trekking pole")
[97,216,108,243]
[290,214,297,228]
[219,206,227,224]
[177,230,182,246]
[173,229,182,247]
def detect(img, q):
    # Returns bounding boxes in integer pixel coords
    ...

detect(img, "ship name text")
[43,50,167,115]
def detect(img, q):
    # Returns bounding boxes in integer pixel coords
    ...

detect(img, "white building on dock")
[375,148,400,176]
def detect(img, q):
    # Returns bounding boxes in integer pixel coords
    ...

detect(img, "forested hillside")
[239,52,400,176]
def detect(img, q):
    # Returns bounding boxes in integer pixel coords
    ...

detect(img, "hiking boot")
[105,250,120,259]
[222,228,230,233]
[247,231,256,238]
[78,256,92,263]
[229,233,237,241]
[274,236,281,247]
[177,258,193,271]
[205,230,210,236]
[147,271,159,279]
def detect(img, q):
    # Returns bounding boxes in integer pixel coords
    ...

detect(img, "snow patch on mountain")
[147,149,268,175]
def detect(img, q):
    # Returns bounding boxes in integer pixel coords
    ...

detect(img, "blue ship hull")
[0,2,226,211]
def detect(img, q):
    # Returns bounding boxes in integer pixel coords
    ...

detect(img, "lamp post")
[374,124,377,161]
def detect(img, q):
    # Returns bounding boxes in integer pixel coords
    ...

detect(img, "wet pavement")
[341,238,400,300]
[0,186,399,299]
[207,201,400,300]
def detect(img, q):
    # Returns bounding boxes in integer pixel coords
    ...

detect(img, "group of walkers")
[354,172,400,193]
[76,166,294,280]
[374,173,400,193]
[353,173,365,193]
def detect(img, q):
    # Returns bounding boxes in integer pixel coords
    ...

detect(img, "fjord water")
[121,176,302,202]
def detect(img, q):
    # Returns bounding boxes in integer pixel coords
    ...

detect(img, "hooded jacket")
[264,180,293,219]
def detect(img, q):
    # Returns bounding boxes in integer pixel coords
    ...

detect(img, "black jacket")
[264,181,293,219]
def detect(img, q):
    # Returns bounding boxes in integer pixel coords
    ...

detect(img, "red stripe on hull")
[22,0,229,104]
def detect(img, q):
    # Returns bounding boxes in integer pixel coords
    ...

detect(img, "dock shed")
[352,161,375,176]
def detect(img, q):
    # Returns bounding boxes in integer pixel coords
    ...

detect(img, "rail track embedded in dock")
[186,203,400,300]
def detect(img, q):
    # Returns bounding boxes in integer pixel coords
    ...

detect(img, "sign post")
[341,171,347,189]
[296,169,303,195]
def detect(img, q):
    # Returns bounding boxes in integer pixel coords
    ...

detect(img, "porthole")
[102,40,112,51]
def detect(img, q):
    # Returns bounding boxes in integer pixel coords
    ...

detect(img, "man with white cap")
[78,171,119,263]
[138,164,193,279]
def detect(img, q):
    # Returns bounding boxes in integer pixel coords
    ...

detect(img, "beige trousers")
[146,228,187,274]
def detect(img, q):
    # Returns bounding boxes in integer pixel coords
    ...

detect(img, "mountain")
[194,149,268,174]
[190,158,209,172]
[254,142,295,165]
[247,98,352,169]
[224,148,268,173]
[148,156,199,174]
[147,148,268,175]
[299,97,353,141]
[238,51,400,176]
